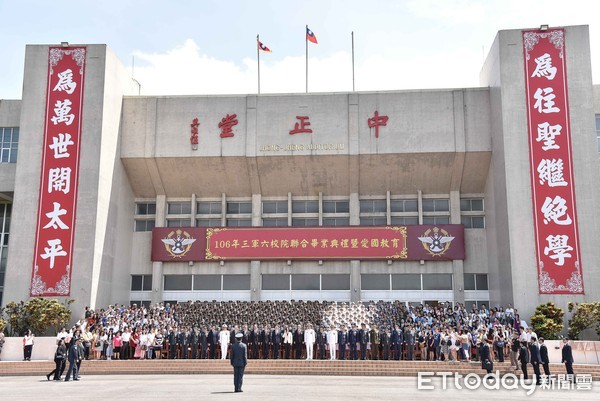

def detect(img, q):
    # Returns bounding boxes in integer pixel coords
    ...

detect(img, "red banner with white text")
[523,28,583,294]
[30,47,86,296]
[151,225,464,262]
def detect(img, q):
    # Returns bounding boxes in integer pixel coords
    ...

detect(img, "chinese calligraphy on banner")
[151,225,465,262]
[523,28,584,294]
[30,47,86,296]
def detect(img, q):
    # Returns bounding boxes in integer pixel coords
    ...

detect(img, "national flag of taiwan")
[306,26,318,44]
[258,39,272,53]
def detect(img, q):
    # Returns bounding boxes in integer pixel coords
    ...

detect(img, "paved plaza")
[1,374,597,400]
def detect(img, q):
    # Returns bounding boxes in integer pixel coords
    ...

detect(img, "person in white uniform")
[219,324,230,360]
[304,323,316,360]
[327,327,338,360]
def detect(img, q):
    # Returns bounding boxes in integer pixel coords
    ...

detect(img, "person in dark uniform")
[518,341,529,380]
[207,326,217,359]
[251,324,260,359]
[293,324,304,359]
[199,326,208,359]
[177,327,188,359]
[271,325,282,360]
[261,325,270,359]
[64,338,81,381]
[480,338,493,374]
[231,333,247,393]
[358,324,369,360]
[47,338,67,381]
[316,327,327,359]
[561,338,574,377]
[405,326,415,361]
[337,327,347,360]
[381,327,391,360]
[529,337,542,385]
[168,327,178,359]
[538,337,550,376]
[370,326,380,360]
[348,324,358,360]
[189,327,198,359]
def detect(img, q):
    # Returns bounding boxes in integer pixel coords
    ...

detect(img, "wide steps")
[2,360,599,380]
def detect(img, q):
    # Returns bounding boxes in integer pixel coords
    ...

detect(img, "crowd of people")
[62,300,530,363]
[43,300,575,384]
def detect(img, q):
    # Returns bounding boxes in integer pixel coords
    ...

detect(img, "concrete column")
[250,260,261,301]
[221,193,226,227]
[350,260,361,302]
[252,193,261,227]
[152,194,166,304]
[450,191,464,305]
[190,193,197,226]
[349,192,360,226]
[417,190,423,224]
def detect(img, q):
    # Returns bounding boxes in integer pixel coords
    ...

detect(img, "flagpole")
[306,25,308,93]
[351,31,355,92]
[257,34,261,94]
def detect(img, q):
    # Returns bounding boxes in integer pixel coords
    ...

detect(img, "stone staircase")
[2,359,600,380]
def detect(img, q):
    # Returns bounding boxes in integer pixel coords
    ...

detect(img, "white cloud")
[131,38,484,96]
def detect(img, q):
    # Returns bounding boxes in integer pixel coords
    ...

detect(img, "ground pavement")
[1,374,598,400]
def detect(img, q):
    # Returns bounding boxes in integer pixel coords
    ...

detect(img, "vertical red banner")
[523,29,583,294]
[30,47,86,296]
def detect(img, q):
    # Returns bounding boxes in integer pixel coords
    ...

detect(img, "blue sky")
[0,0,597,98]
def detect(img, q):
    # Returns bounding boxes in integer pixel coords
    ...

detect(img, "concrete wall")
[481,25,600,322]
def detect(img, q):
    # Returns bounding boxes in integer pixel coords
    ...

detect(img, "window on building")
[460,199,484,212]
[292,200,319,213]
[227,201,252,214]
[359,199,386,213]
[292,218,319,227]
[136,203,156,215]
[262,201,288,214]
[422,274,453,290]
[131,274,152,291]
[460,198,485,228]
[197,201,222,215]
[166,218,190,228]
[391,274,421,290]
[321,274,350,290]
[464,274,476,291]
[134,219,155,232]
[461,216,485,228]
[391,216,419,225]
[390,199,418,213]
[361,274,390,291]
[164,275,192,291]
[193,275,221,290]
[226,218,252,227]
[291,274,320,290]
[323,200,349,213]
[422,199,449,212]
[167,201,191,215]
[223,275,251,290]
[323,217,350,226]
[359,217,387,226]
[196,218,222,227]
[475,274,489,290]
[0,127,19,163]
[0,203,10,302]
[262,218,288,227]
[262,274,290,290]
[422,216,450,225]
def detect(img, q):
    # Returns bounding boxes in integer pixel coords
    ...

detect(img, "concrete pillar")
[350,260,361,303]
[151,194,166,304]
[450,190,464,305]
[250,260,261,301]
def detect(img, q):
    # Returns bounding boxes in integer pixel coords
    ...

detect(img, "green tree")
[1,298,74,336]
[530,302,564,340]
[567,302,600,340]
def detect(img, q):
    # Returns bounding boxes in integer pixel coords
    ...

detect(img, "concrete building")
[0,25,598,322]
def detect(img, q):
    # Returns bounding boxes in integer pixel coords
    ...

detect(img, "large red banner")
[30,47,86,296]
[151,225,464,262]
[523,28,583,294]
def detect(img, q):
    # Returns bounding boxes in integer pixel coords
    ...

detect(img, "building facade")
[0,25,599,322]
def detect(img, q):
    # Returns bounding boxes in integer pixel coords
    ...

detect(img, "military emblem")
[161,229,197,258]
[418,227,454,256]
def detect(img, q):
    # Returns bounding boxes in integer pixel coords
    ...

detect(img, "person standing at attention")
[304,323,315,360]
[219,324,230,360]
[231,333,247,393]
